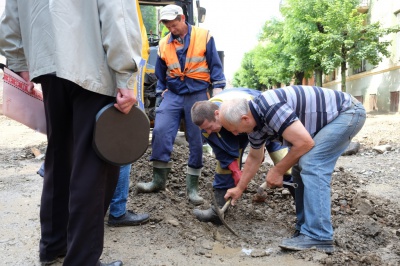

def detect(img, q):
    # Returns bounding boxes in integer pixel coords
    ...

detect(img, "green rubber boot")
[193,188,227,225]
[136,161,172,193]
[186,167,204,205]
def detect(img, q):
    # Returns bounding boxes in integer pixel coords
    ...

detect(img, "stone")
[372,144,392,154]
[342,141,361,156]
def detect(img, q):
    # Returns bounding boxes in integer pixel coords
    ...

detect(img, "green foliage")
[232,50,264,90]
[235,0,399,91]
[160,24,169,37]
[233,19,294,88]
[140,6,157,34]
[257,19,294,85]
[306,0,366,72]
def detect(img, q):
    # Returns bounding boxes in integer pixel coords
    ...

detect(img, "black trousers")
[37,75,119,265]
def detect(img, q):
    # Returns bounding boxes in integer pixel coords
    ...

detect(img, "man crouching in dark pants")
[191,88,295,224]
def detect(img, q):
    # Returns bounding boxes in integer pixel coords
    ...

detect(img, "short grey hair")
[219,98,250,125]
[191,101,219,126]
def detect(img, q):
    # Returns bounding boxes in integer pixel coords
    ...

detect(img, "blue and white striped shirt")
[248,85,353,149]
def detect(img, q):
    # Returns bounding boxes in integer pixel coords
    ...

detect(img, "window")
[353,59,367,74]
[390,91,399,112]
[369,94,377,111]
[323,69,337,82]
[354,95,364,104]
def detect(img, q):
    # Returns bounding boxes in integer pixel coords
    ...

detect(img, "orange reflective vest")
[158,26,211,82]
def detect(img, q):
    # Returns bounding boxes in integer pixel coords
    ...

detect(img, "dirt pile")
[1,113,400,265]
[128,139,400,265]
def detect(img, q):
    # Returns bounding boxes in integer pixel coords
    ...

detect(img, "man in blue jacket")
[137,5,226,206]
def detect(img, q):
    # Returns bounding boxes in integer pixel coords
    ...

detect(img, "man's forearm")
[275,120,315,175]
[272,147,303,176]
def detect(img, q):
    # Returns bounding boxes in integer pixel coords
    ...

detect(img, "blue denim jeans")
[293,102,366,240]
[109,164,131,217]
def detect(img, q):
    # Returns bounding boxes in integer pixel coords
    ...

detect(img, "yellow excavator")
[134,0,207,125]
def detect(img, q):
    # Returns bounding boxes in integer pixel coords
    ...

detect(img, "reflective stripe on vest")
[159,27,211,82]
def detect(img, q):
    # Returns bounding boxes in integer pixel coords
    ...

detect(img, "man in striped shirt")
[191,87,294,225]
[219,85,366,253]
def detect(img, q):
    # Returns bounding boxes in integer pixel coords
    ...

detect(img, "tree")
[282,0,399,91]
[233,18,295,88]
[234,2,322,87]
[280,0,343,87]
[279,2,320,85]
[232,50,265,90]
[140,6,157,35]
[255,19,294,86]
[235,0,399,91]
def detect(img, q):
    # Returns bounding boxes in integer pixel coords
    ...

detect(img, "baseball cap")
[159,5,183,22]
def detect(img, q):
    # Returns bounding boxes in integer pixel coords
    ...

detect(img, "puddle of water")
[211,242,241,256]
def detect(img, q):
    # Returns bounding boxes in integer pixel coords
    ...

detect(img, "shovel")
[206,182,240,238]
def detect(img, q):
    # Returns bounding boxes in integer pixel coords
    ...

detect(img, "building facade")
[323,0,400,113]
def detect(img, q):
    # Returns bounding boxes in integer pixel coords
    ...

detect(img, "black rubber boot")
[193,188,227,225]
[283,174,296,199]
[283,185,295,199]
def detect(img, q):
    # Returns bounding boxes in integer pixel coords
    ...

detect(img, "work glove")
[228,160,242,186]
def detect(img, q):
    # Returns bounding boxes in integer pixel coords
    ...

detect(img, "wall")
[323,0,400,113]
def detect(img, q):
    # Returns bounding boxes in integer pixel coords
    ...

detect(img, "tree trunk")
[314,69,323,86]
[340,62,347,92]
[294,71,305,85]
[340,44,347,92]
[341,61,347,92]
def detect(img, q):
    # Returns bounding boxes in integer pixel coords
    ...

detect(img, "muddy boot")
[193,188,227,225]
[186,167,204,205]
[136,161,172,193]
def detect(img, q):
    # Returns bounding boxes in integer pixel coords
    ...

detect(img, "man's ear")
[214,110,220,123]
[241,114,249,122]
